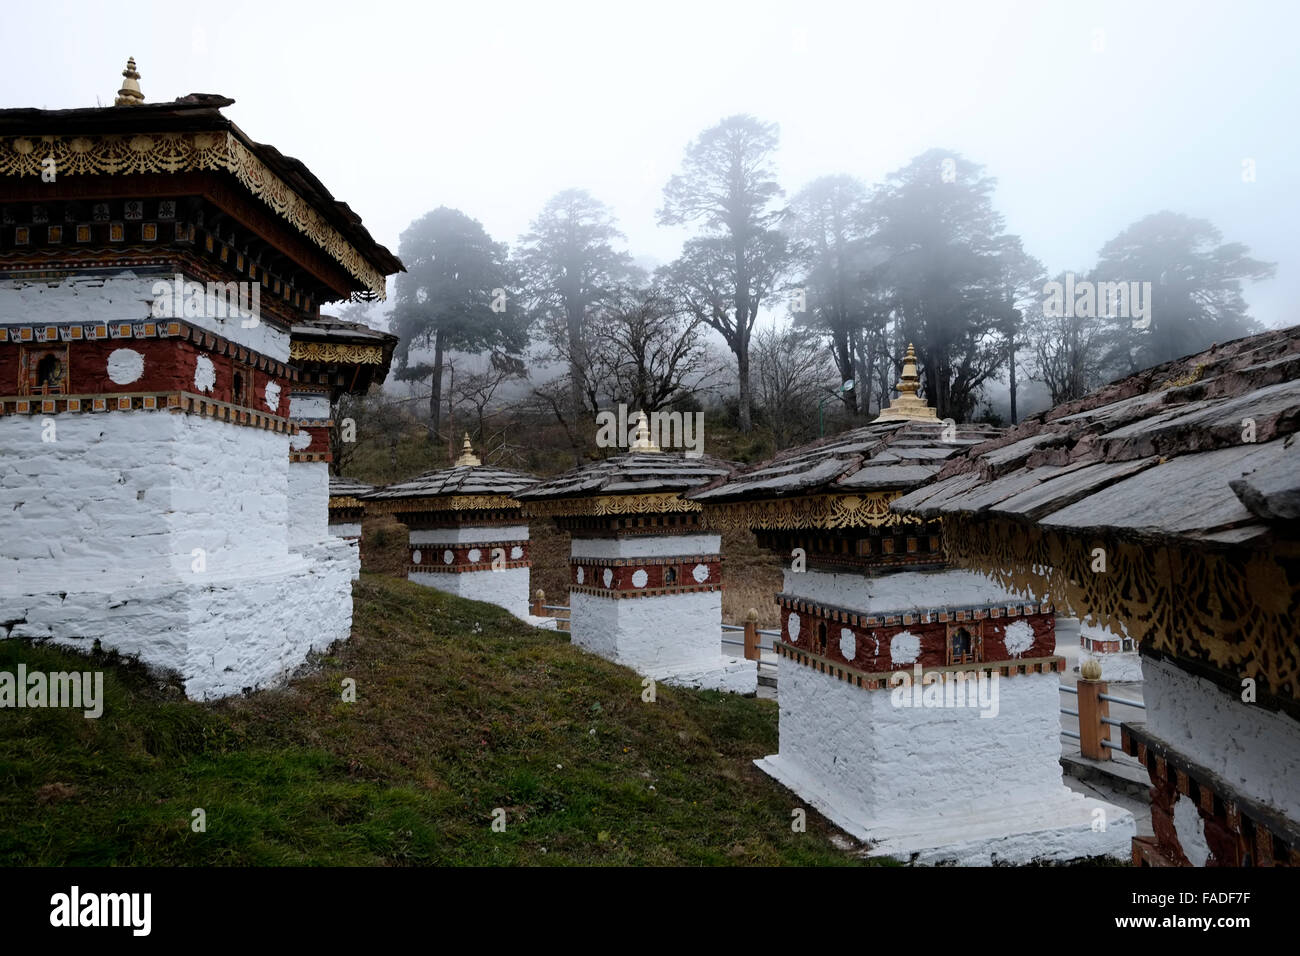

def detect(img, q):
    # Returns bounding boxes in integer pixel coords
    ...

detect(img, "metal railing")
[1060,676,1145,765]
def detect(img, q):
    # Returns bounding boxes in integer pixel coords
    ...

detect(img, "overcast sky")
[6,0,1296,329]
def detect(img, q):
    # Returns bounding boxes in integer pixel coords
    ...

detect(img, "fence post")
[1077,658,1110,761]
[532,588,545,618]
[744,608,760,661]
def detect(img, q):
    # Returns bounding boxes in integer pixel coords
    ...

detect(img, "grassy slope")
[0,574,870,866]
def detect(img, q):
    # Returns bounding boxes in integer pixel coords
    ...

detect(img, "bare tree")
[451,361,526,452]
[588,288,720,412]
[1025,273,1109,404]
[752,323,837,449]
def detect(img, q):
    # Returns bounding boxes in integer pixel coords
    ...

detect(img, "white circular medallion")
[692,563,710,583]
[510,546,523,560]
[840,628,857,661]
[602,568,613,588]
[443,549,454,565]
[1003,620,1034,657]
[890,630,920,664]
[468,548,482,563]
[264,381,281,412]
[193,355,215,393]
[412,549,422,565]
[289,430,312,451]
[632,569,648,588]
[576,566,585,584]
[107,348,144,385]
[787,612,801,640]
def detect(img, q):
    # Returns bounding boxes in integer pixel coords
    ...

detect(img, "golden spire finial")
[114,57,144,106]
[629,411,661,452]
[453,432,481,467]
[897,343,921,395]
[874,342,937,422]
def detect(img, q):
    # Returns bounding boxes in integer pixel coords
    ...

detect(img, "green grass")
[0,574,873,866]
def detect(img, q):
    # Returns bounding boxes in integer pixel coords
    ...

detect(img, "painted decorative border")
[290,341,386,365]
[702,492,920,531]
[366,495,523,514]
[0,389,295,432]
[569,556,721,596]
[409,540,530,574]
[0,318,295,378]
[522,493,701,518]
[568,582,721,600]
[0,131,388,296]
[775,592,1050,628]
[568,554,720,568]
[775,640,1065,690]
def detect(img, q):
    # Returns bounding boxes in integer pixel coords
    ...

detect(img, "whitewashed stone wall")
[571,532,719,560]
[288,461,330,546]
[405,523,531,618]
[757,657,1133,863]
[0,410,358,699]
[0,272,289,360]
[782,566,1030,613]
[1143,654,1300,822]
[410,525,528,546]
[329,521,362,540]
[567,534,754,694]
[288,394,330,420]
[411,566,530,617]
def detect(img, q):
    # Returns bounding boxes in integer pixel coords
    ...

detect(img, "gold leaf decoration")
[521,493,702,518]
[941,514,1300,704]
[700,492,917,531]
[0,131,387,297]
[289,341,386,365]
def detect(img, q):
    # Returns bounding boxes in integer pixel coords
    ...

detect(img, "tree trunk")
[430,329,445,458]
[735,329,753,432]
[1008,336,1018,425]
[568,302,586,467]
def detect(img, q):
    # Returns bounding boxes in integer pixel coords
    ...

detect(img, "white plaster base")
[288,461,330,547]
[757,654,1133,864]
[2,538,358,700]
[568,590,756,694]
[408,566,531,620]
[1142,654,1300,822]
[0,410,359,700]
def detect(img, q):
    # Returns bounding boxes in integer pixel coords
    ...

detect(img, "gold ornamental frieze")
[941,514,1300,704]
[701,491,916,531]
[0,131,387,297]
[289,341,387,365]
[521,493,702,518]
[366,494,523,515]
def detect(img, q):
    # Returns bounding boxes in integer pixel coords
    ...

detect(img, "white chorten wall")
[758,657,1134,864]
[1142,654,1300,823]
[0,271,359,699]
[329,520,363,540]
[407,524,531,619]
[567,532,755,694]
[0,272,290,360]
[758,563,1133,863]
[288,460,331,546]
